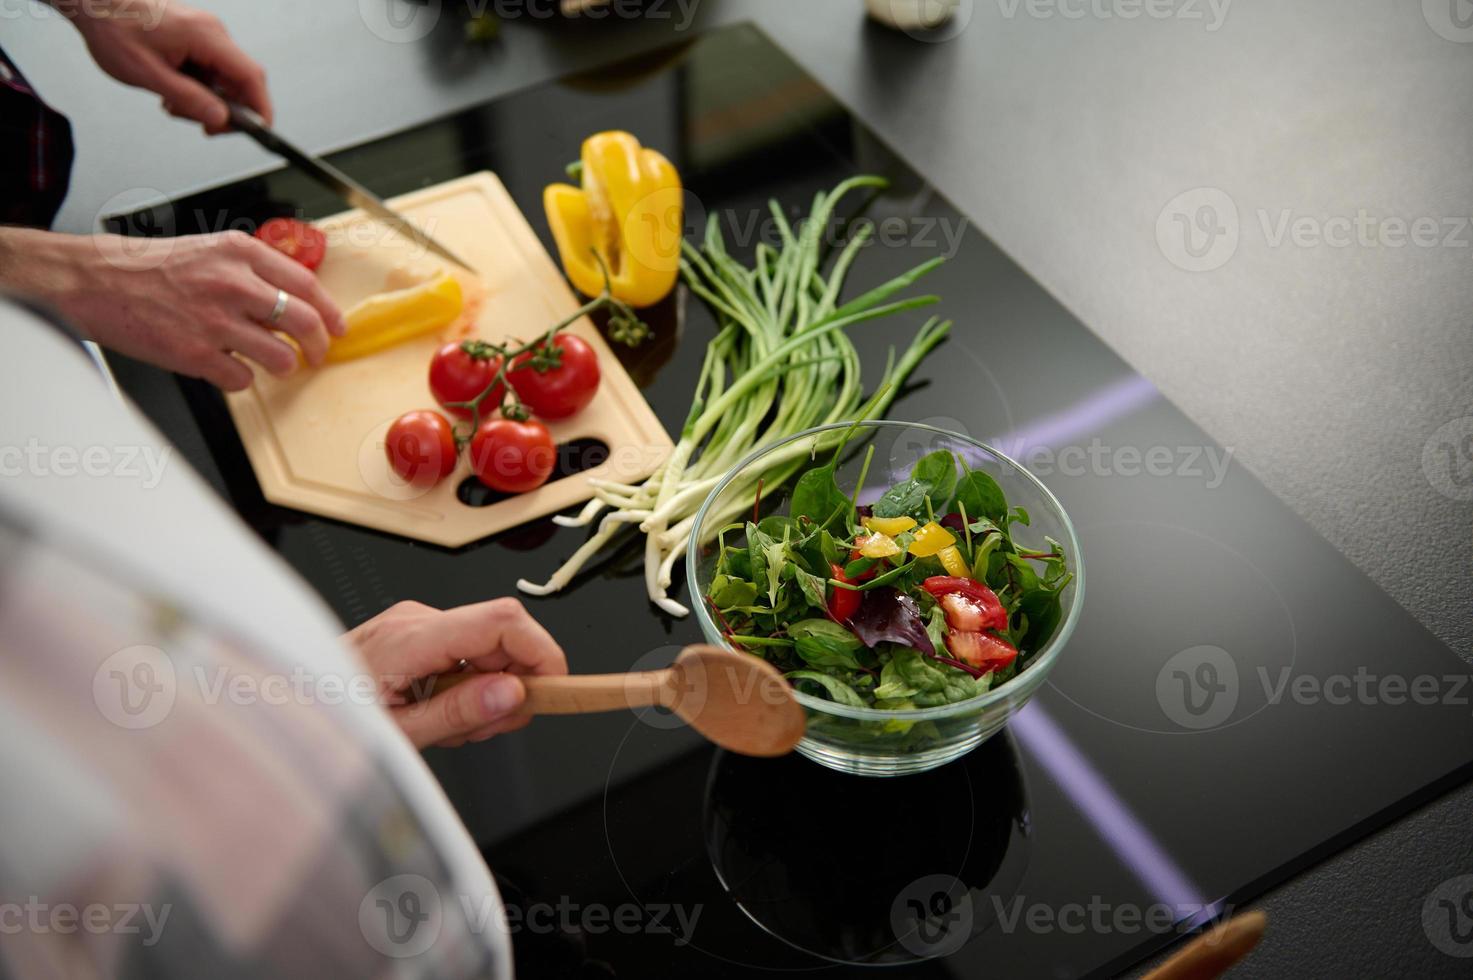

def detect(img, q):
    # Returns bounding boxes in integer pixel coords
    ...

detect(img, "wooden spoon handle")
[1142,911,1266,980]
[423,668,672,715]
[521,670,669,715]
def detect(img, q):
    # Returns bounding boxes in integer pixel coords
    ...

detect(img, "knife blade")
[223,103,477,273]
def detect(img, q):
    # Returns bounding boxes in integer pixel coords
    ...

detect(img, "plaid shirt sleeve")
[0,43,75,229]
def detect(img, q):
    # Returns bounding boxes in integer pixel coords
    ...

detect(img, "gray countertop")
[6,1,1470,975]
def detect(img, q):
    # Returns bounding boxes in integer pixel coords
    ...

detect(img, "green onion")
[516,176,952,615]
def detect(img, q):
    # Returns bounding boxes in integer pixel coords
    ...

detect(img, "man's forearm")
[0,228,87,307]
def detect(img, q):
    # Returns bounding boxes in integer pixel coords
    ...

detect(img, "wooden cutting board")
[224,172,671,547]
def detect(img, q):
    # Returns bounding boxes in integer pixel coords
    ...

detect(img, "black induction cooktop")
[107,22,1473,979]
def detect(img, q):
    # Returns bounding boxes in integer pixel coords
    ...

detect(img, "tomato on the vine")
[470,417,556,494]
[508,332,600,420]
[430,341,503,419]
[254,217,327,271]
[385,410,457,487]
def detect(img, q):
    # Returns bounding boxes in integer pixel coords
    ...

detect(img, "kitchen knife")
[222,102,477,273]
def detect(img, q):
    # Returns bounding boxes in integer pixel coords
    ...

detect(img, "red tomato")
[827,562,862,622]
[385,410,457,487]
[944,630,1018,673]
[922,576,1008,631]
[470,417,556,494]
[507,333,600,420]
[254,217,327,270]
[429,342,503,419]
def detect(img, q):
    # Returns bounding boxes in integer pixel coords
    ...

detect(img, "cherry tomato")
[385,410,457,488]
[944,630,1018,673]
[254,217,327,271]
[508,333,600,420]
[429,341,503,419]
[827,562,862,622]
[922,576,1008,631]
[470,417,556,494]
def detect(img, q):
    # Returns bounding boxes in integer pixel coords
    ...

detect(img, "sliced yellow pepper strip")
[856,532,902,559]
[937,544,970,578]
[544,131,681,309]
[907,521,956,558]
[862,514,917,536]
[327,271,464,363]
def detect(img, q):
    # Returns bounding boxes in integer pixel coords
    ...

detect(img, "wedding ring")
[266,288,289,326]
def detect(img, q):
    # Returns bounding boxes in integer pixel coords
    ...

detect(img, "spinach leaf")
[873,478,931,521]
[873,656,921,700]
[790,459,852,531]
[952,469,1007,523]
[787,670,867,707]
[745,521,773,601]
[788,619,865,670]
[792,566,831,613]
[708,574,759,610]
[911,450,959,508]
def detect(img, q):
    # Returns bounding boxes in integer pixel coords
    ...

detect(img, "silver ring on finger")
[265,288,289,327]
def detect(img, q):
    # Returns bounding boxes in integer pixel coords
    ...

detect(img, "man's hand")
[59,0,270,134]
[0,228,345,391]
[347,599,570,749]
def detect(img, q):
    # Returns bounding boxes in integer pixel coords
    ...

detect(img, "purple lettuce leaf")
[849,587,935,657]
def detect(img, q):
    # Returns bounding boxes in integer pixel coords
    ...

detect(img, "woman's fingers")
[393,672,526,749]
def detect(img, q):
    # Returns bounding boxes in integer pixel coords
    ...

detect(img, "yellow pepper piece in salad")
[861,514,917,536]
[856,532,902,559]
[907,521,956,558]
[937,544,970,578]
[543,131,682,308]
[326,270,464,363]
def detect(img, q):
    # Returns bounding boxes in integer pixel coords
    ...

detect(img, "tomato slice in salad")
[921,576,1008,632]
[944,629,1018,672]
[255,217,328,270]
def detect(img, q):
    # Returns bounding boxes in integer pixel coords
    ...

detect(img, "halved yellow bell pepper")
[856,532,902,559]
[327,270,463,363]
[544,131,681,308]
[936,544,970,578]
[907,521,956,558]
[862,514,917,536]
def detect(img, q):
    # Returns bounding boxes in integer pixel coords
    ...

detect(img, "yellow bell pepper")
[862,514,917,536]
[327,271,464,363]
[937,544,970,578]
[907,521,956,558]
[856,532,901,559]
[544,131,682,308]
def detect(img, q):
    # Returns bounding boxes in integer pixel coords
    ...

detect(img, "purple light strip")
[885,373,1161,484]
[1012,702,1209,914]
[987,373,1160,457]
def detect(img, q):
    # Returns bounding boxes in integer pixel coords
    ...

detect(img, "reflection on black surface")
[703,735,1030,966]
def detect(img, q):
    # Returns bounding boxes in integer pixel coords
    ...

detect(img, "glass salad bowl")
[687,421,1085,777]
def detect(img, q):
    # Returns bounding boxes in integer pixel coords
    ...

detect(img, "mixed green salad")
[706,441,1073,712]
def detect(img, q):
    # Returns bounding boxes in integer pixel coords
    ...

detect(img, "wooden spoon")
[1141,911,1267,980]
[430,644,806,757]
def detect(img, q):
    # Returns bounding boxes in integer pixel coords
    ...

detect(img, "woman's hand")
[0,228,345,391]
[346,599,570,749]
[62,0,271,134]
